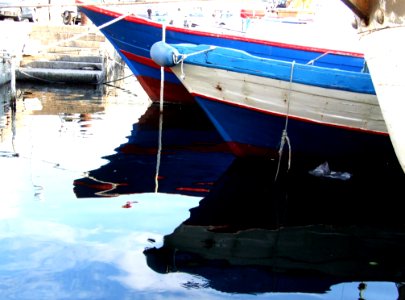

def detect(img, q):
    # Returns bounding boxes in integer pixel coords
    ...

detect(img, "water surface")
[0,78,404,300]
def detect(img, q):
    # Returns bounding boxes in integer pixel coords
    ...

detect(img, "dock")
[0,20,123,87]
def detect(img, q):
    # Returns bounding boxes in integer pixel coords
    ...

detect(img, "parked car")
[0,0,39,22]
[0,1,23,21]
[22,5,38,22]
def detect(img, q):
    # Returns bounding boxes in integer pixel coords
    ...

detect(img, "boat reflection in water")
[0,83,13,142]
[144,157,405,298]
[68,83,405,298]
[73,103,234,197]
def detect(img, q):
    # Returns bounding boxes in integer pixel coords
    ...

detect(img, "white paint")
[172,63,386,133]
[360,26,405,172]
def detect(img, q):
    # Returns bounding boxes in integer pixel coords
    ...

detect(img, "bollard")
[9,55,16,102]
[81,14,89,26]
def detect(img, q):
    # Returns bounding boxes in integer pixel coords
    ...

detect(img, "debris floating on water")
[309,161,352,180]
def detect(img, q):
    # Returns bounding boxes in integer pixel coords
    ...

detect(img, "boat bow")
[342,0,405,173]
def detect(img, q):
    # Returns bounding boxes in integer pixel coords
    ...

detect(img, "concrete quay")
[0,21,30,86]
[0,20,122,87]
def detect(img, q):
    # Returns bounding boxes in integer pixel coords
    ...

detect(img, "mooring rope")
[85,174,121,197]
[17,54,133,85]
[173,46,216,79]
[154,24,166,193]
[307,51,330,65]
[33,12,133,55]
[16,67,109,85]
[274,60,295,181]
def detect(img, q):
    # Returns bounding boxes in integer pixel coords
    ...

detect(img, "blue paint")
[150,41,179,67]
[79,6,368,102]
[170,43,375,94]
[195,95,394,164]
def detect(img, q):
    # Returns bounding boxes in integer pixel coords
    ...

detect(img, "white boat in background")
[341,0,405,173]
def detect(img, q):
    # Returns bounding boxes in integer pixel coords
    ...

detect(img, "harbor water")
[1,73,405,300]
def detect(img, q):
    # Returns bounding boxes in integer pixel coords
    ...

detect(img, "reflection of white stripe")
[172,64,386,133]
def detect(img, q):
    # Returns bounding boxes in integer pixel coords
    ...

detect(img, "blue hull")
[79,4,366,104]
[195,96,395,167]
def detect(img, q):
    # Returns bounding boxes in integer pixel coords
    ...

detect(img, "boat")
[77,0,404,172]
[150,42,399,171]
[77,0,362,105]
[339,0,405,173]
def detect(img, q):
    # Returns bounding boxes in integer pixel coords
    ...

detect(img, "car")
[22,5,38,22]
[0,0,40,22]
[0,1,23,21]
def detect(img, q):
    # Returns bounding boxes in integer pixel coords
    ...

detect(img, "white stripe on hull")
[172,64,387,133]
[360,26,405,172]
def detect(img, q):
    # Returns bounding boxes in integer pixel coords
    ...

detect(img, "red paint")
[137,75,195,104]
[176,187,210,193]
[73,180,114,190]
[119,144,158,155]
[122,201,138,208]
[227,141,279,158]
[119,50,195,104]
[122,202,132,208]
[121,50,165,70]
[240,9,266,19]
[79,2,364,58]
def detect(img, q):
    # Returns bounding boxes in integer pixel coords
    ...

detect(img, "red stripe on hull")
[120,49,195,104]
[79,2,364,58]
[73,180,114,191]
[176,187,210,193]
[227,142,279,158]
[138,75,195,105]
[121,49,163,70]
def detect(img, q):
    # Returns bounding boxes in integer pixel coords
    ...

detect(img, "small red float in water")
[122,200,138,208]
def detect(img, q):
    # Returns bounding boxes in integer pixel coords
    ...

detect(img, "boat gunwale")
[169,43,375,95]
[77,1,365,59]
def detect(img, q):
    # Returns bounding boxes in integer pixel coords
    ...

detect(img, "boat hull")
[343,0,405,173]
[195,95,393,165]
[78,3,365,105]
[165,45,395,168]
[360,25,405,173]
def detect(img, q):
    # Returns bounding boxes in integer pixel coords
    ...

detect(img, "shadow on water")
[66,83,405,296]
[57,81,405,297]
[73,102,235,197]
[2,80,405,299]
[144,156,405,296]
